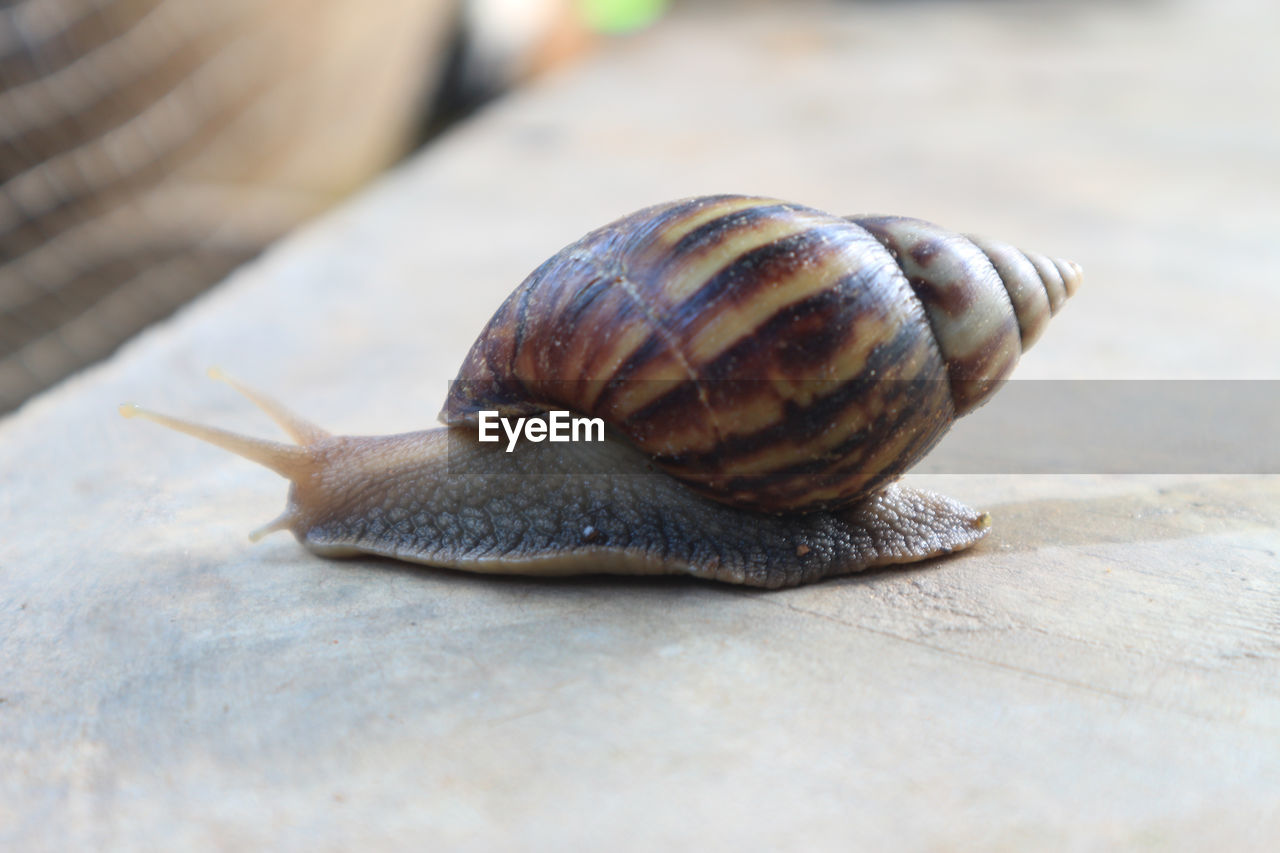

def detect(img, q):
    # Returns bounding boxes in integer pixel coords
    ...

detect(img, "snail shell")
[445,195,1080,513]
[122,195,1080,587]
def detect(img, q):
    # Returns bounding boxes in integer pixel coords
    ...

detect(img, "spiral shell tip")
[1058,258,1083,298]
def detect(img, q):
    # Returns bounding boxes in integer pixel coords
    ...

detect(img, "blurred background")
[0,0,670,413]
[2,0,1276,414]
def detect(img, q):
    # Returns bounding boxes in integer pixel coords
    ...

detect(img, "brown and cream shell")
[444,195,1081,513]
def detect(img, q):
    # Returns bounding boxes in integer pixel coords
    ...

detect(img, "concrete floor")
[2,1,1278,849]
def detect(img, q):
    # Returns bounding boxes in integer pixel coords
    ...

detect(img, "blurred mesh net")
[0,0,459,412]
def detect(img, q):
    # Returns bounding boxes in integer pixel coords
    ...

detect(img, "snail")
[121,195,1080,588]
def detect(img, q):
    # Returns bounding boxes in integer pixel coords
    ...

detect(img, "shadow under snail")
[122,195,1081,588]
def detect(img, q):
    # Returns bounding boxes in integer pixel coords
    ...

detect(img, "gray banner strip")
[920,380,1280,474]
[444,380,1280,475]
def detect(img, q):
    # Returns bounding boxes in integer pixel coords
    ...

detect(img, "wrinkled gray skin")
[125,380,988,589]
[277,428,988,589]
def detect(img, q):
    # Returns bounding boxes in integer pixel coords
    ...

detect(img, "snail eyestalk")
[119,401,312,482]
[207,367,330,446]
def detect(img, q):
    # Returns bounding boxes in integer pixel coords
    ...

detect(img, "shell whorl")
[443,195,1080,514]
[853,216,1081,415]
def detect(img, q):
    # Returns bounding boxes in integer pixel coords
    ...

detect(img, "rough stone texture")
[2,1,1278,849]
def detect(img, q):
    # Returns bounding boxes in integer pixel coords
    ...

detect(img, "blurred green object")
[580,0,670,33]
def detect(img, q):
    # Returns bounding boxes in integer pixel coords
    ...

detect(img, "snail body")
[123,195,1080,588]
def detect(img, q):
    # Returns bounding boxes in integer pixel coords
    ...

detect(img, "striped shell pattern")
[443,195,1080,514]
